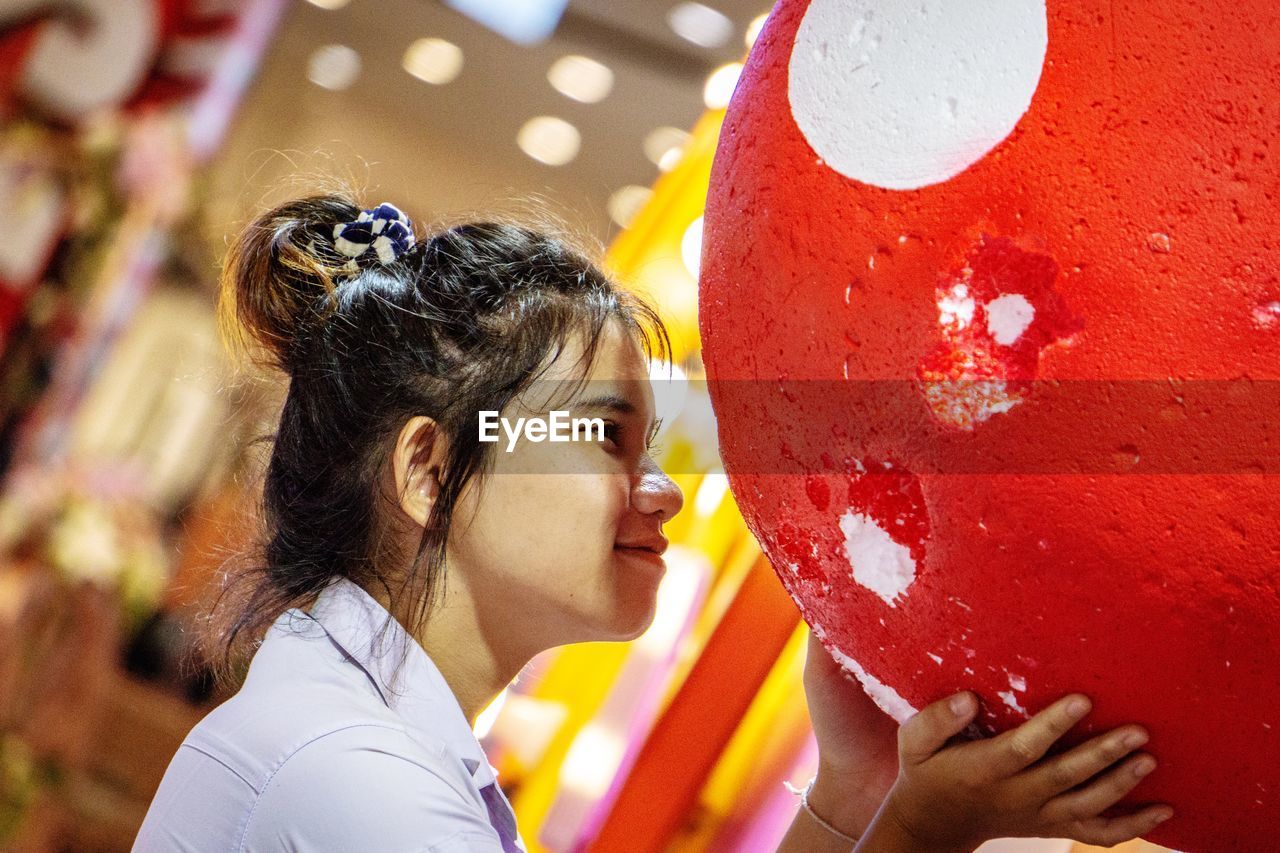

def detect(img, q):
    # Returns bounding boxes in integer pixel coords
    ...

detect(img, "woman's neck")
[418,587,529,724]
[366,569,549,724]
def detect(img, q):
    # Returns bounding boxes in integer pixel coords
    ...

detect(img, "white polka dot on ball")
[787,0,1047,190]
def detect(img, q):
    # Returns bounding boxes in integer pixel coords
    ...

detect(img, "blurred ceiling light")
[681,215,704,279]
[703,61,743,110]
[403,37,464,85]
[517,116,580,166]
[667,2,733,49]
[608,185,653,229]
[307,44,361,91]
[745,11,769,48]
[446,0,571,44]
[306,0,351,8]
[658,147,684,172]
[547,55,614,103]
[643,126,690,170]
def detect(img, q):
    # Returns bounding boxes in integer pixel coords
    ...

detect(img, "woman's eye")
[599,420,662,454]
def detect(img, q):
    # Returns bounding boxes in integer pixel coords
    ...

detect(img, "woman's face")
[445,319,685,649]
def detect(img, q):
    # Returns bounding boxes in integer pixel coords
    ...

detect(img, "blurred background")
[0,1,1175,851]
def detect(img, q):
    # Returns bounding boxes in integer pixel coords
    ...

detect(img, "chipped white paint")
[827,644,918,723]
[786,561,801,575]
[998,671,1029,716]
[921,377,1024,430]
[927,653,944,665]
[788,0,1048,190]
[986,293,1035,345]
[839,508,917,606]
[939,283,976,330]
[998,690,1028,716]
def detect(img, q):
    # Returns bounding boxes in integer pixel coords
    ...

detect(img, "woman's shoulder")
[141,607,510,851]
[180,609,419,790]
[240,724,501,851]
[139,721,497,852]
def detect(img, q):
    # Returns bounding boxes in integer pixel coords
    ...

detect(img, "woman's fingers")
[1041,751,1159,825]
[1030,725,1149,797]
[986,694,1093,776]
[1061,803,1175,848]
[897,691,979,765]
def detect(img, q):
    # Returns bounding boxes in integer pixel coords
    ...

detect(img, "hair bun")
[217,193,416,373]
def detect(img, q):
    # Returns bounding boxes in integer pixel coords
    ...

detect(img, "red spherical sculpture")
[698,1,1279,850]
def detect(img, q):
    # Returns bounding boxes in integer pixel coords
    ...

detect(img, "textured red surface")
[698,2,1280,850]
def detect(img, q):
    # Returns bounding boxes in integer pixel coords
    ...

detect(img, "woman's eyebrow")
[572,393,636,415]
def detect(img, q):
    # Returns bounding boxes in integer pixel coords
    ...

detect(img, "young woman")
[134,195,1173,852]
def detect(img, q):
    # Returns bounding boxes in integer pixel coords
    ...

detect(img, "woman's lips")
[614,545,667,569]
[614,536,669,556]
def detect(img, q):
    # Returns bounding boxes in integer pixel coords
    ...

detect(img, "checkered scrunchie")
[330,202,414,274]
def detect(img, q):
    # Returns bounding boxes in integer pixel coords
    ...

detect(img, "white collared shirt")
[134,577,527,852]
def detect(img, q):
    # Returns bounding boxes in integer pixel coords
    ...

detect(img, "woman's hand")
[865,691,1175,852]
[800,628,902,838]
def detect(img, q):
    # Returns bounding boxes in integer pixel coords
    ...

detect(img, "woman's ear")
[393,415,445,527]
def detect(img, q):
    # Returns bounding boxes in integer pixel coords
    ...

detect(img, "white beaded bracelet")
[783,775,860,844]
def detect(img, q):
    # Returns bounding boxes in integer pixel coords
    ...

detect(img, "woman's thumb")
[897,691,979,765]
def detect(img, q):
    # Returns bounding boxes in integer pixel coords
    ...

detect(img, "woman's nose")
[635,460,685,523]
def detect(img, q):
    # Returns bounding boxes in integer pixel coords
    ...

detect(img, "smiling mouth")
[614,537,669,557]
[614,546,667,566]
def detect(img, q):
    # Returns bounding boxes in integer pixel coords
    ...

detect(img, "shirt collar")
[301,575,499,787]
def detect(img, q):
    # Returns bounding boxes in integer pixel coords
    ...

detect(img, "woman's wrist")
[804,765,887,841]
[855,788,975,853]
[808,747,901,835]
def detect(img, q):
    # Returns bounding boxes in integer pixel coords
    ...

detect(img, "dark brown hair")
[206,191,670,689]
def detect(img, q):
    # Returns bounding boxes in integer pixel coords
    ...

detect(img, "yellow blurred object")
[604,109,727,366]
[672,621,812,851]
[503,640,633,853]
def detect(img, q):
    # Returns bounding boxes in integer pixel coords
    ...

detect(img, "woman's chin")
[602,595,662,643]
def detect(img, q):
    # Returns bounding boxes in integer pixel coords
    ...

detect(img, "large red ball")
[699,2,1280,850]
